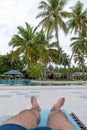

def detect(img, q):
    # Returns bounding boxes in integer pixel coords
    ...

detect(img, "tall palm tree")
[40,41,59,79]
[9,23,49,79]
[58,48,70,79]
[67,1,87,78]
[9,23,46,64]
[70,32,87,80]
[67,1,87,35]
[36,0,68,64]
[9,22,36,64]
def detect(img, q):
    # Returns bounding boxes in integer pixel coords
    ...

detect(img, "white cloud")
[0,0,40,54]
[0,0,87,55]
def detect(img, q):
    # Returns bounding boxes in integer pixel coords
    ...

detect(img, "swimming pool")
[0,79,87,86]
[0,79,36,86]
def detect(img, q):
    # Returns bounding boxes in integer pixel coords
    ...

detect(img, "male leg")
[1,96,41,129]
[48,97,76,130]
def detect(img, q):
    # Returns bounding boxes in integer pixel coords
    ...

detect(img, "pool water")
[0,79,87,86]
[0,79,36,86]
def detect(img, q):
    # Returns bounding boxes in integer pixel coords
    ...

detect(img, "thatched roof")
[3,69,23,76]
[72,72,87,77]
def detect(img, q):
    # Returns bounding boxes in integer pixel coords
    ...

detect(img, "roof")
[3,69,23,76]
[72,72,87,76]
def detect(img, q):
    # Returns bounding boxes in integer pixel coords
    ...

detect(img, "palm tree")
[67,1,87,35]
[10,23,46,63]
[58,48,70,79]
[36,0,68,66]
[70,32,87,80]
[9,22,36,64]
[41,41,59,79]
[9,23,48,79]
[67,1,87,62]
[74,52,84,70]
[67,1,87,79]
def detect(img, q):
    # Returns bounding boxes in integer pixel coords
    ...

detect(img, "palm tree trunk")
[55,26,68,79]
[55,26,66,64]
[81,52,85,80]
[79,26,85,80]
[55,26,60,50]
[44,61,48,80]
[36,63,44,80]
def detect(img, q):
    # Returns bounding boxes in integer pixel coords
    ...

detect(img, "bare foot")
[51,97,65,111]
[31,96,41,111]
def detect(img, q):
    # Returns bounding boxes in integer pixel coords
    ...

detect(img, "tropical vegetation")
[0,0,87,80]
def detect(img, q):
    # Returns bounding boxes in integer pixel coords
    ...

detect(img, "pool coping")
[0,85,87,90]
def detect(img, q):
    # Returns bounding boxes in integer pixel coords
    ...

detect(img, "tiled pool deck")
[0,85,87,127]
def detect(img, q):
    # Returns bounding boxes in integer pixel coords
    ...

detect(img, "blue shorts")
[0,124,52,130]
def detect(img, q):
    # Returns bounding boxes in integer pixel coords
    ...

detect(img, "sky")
[0,0,87,56]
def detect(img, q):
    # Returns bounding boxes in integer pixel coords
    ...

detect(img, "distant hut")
[3,69,24,79]
[72,72,87,80]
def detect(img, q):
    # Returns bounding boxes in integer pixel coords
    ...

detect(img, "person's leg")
[48,97,76,130]
[2,96,41,129]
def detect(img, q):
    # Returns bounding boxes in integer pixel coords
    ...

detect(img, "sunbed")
[38,110,87,130]
[0,110,86,130]
[70,113,87,130]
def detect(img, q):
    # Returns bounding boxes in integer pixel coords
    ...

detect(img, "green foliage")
[0,54,11,74]
[0,52,24,75]
[36,0,68,36]
[26,64,40,79]
[67,1,87,34]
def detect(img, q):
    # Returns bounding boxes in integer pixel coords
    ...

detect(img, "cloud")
[0,0,40,54]
[0,0,87,55]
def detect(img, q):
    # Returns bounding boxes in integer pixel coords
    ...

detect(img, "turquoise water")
[0,79,36,86]
[0,79,87,86]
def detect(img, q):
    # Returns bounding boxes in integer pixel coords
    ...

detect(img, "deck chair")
[0,110,86,130]
[37,109,87,130]
[70,113,87,130]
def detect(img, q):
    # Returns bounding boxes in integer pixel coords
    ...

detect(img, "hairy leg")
[48,97,76,130]
[2,96,41,129]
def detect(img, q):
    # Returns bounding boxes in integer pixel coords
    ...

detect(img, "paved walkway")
[0,86,87,127]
